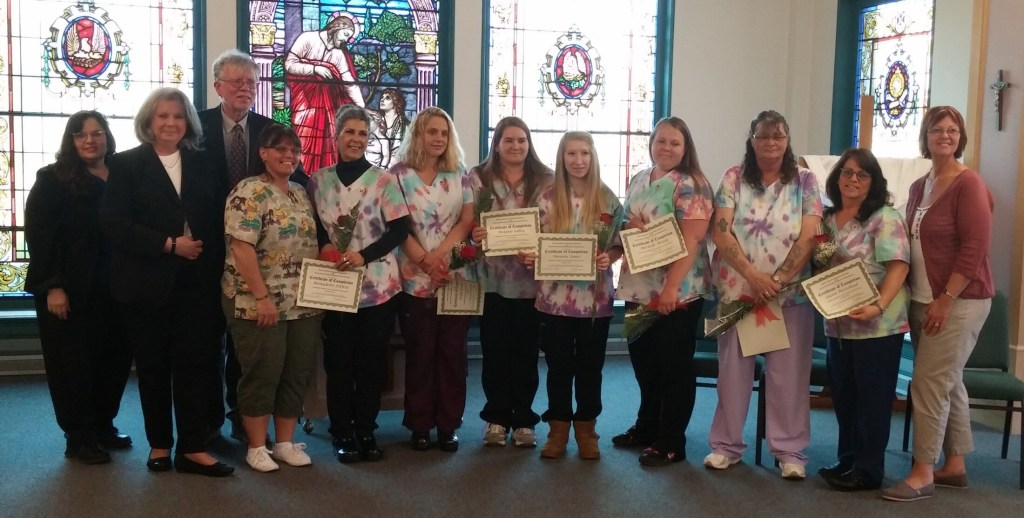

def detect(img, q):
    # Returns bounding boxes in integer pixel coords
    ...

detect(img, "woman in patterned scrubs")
[392,107,475,453]
[613,117,714,466]
[307,105,411,463]
[221,123,324,472]
[705,110,823,480]
[522,131,623,461]
[817,148,910,491]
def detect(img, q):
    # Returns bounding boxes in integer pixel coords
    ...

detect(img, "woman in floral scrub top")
[468,117,554,448]
[522,131,623,461]
[392,108,475,453]
[613,117,714,467]
[307,105,411,464]
[818,148,910,492]
[705,110,823,480]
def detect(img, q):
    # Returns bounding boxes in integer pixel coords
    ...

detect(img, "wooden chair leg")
[1002,400,1013,459]
[902,381,913,452]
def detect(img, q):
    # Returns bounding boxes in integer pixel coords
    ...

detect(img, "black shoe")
[358,434,384,462]
[817,461,851,478]
[824,469,881,491]
[173,453,234,477]
[334,435,361,463]
[438,430,459,452]
[98,432,133,450]
[410,431,432,451]
[639,447,684,467]
[146,455,172,472]
[65,442,111,465]
[612,426,653,448]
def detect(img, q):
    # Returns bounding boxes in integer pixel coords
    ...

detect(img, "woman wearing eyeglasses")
[882,106,994,502]
[25,111,133,464]
[707,110,822,480]
[221,123,325,472]
[817,148,910,492]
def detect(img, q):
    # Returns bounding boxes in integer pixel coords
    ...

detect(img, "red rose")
[599,213,614,224]
[318,249,342,263]
[813,234,828,245]
[459,243,478,260]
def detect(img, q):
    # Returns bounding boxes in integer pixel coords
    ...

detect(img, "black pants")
[121,276,223,453]
[826,333,904,484]
[35,287,133,445]
[539,314,610,422]
[626,299,703,453]
[478,294,541,429]
[323,298,397,437]
[220,331,241,425]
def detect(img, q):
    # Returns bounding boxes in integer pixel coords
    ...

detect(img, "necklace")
[159,152,181,170]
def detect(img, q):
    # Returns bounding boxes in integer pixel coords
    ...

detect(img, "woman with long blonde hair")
[521,131,623,460]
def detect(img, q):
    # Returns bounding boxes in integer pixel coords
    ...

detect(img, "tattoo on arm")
[722,243,745,263]
[716,217,729,233]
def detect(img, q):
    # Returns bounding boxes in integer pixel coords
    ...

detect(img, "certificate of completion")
[534,234,598,281]
[437,279,485,315]
[296,259,364,313]
[800,258,880,319]
[619,213,688,274]
[480,207,541,256]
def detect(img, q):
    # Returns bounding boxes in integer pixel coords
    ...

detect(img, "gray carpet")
[0,356,1020,517]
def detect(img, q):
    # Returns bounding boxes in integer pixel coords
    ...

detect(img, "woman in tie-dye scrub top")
[612,117,714,467]
[391,107,475,454]
[705,110,823,480]
[819,148,909,492]
[306,105,411,464]
[520,131,623,462]
[468,117,554,449]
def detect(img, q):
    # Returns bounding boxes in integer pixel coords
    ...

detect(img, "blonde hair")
[547,131,611,233]
[134,87,204,150]
[395,107,464,172]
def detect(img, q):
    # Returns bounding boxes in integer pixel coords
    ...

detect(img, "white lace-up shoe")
[483,423,508,446]
[703,452,741,470]
[271,442,312,467]
[512,427,537,448]
[780,462,806,480]
[246,446,280,472]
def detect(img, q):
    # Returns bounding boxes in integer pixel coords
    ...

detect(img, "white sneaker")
[483,423,508,446]
[270,441,312,467]
[512,427,537,448]
[703,452,741,470]
[246,446,280,472]
[780,462,806,480]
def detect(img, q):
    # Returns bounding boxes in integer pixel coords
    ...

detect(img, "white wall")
[930,0,974,112]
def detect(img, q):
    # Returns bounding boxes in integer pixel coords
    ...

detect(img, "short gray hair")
[333,104,375,136]
[134,88,204,151]
[212,49,259,81]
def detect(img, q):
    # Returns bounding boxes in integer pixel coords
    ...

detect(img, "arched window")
[0,0,203,295]
[243,0,452,173]
[483,0,673,198]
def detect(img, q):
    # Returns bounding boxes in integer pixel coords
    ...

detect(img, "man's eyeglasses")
[221,78,258,90]
[839,168,871,181]
[752,134,788,142]
[72,130,106,140]
[927,127,960,137]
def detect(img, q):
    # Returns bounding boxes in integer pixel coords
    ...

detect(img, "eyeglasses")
[221,78,258,90]
[839,168,871,181]
[927,127,961,137]
[72,130,106,140]
[752,134,788,142]
[266,145,302,156]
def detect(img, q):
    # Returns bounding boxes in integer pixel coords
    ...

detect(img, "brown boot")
[540,421,571,459]
[574,420,600,460]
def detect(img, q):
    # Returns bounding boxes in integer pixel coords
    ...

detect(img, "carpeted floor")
[0,356,1020,517]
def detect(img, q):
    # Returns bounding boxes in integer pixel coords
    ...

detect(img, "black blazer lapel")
[142,147,184,205]
[203,107,228,175]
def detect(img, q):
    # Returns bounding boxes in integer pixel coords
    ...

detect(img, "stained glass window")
[0,0,198,295]
[246,0,446,174]
[486,0,661,198]
[854,0,933,158]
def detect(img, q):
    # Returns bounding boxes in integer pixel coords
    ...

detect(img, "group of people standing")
[25,49,993,503]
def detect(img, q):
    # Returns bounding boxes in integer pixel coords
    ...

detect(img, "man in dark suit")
[198,50,309,442]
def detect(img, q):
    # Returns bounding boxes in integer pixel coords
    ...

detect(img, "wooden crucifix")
[990,69,1011,131]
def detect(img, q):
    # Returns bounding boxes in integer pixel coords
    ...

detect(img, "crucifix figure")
[990,69,1011,131]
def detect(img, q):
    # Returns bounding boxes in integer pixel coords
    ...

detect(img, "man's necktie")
[228,124,247,189]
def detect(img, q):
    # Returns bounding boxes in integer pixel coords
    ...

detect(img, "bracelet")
[169,236,177,254]
[771,273,783,284]
[942,289,957,300]
[872,301,886,313]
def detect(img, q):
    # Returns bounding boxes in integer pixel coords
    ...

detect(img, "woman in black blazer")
[25,111,133,465]
[100,88,232,477]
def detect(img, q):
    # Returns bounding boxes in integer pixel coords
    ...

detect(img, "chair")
[692,299,768,465]
[901,292,1024,489]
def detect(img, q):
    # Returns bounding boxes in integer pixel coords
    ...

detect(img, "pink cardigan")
[906,169,994,300]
